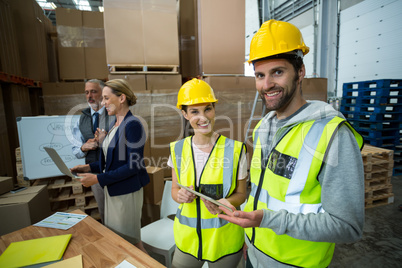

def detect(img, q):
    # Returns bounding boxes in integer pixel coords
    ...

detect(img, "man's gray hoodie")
[246,100,365,268]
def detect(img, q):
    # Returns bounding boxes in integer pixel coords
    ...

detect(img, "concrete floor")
[150,176,402,267]
[331,175,402,268]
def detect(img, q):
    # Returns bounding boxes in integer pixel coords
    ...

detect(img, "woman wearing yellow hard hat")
[168,78,248,267]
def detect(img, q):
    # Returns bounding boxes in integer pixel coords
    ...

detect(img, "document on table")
[115,260,137,268]
[34,212,87,230]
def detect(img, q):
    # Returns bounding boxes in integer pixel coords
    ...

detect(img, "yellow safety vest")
[170,135,245,262]
[244,116,363,267]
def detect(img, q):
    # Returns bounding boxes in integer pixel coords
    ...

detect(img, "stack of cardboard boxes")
[56,8,108,80]
[42,8,108,116]
[0,0,55,179]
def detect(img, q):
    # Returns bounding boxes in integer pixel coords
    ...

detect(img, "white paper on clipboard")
[176,182,233,212]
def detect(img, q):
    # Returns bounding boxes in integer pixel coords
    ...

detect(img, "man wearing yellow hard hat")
[219,20,365,267]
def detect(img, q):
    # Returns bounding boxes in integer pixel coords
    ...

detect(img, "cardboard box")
[302,78,328,102]
[103,5,145,65]
[56,7,82,26]
[146,74,182,93]
[148,136,178,170]
[82,11,108,79]
[164,167,172,178]
[85,48,108,79]
[58,47,86,80]
[179,0,199,78]
[142,0,180,65]
[42,82,85,96]
[144,166,165,204]
[203,76,256,90]
[203,75,258,125]
[0,0,22,76]
[0,177,14,195]
[42,81,86,115]
[0,185,51,235]
[0,85,14,177]
[10,0,49,81]
[198,0,245,75]
[108,74,147,93]
[103,0,179,66]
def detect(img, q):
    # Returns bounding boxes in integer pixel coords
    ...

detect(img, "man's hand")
[218,206,264,228]
[81,138,98,152]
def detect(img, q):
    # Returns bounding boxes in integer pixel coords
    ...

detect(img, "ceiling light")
[50,2,57,9]
[99,6,104,12]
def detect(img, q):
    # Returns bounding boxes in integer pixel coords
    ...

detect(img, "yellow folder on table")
[0,234,72,268]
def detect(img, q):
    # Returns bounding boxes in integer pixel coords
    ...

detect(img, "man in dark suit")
[71,79,114,222]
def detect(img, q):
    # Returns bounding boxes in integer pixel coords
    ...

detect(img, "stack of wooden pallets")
[361,145,394,208]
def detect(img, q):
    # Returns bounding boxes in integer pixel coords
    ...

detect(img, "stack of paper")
[0,234,72,267]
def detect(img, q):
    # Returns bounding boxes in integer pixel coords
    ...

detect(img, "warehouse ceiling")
[37,0,312,26]
[36,0,103,25]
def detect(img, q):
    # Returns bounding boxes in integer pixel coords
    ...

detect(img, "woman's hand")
[78,173,98,188]
[202,198,232,215]
[177,185,197,203]
[95,128,107,144]
[70,164,91,173]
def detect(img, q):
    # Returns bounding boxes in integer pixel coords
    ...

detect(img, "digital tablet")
[176,182,233,212]
[44,147,82,179]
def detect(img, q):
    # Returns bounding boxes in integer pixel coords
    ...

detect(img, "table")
[0,209,165,268]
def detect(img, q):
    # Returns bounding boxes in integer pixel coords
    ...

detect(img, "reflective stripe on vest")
[176,206,229,229]
[249,181,325,214]
[286,117,331,205]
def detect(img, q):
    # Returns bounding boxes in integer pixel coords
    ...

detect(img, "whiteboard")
[17,115,85,180]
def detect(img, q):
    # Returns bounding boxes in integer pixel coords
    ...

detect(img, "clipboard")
[176,182,233,212]
[44,147,82,179]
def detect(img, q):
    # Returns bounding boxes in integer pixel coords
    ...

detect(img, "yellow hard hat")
[176,78,218,109]
[248,19,309,64]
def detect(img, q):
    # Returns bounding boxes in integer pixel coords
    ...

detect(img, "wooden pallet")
[32,176,100,220]
[364,176,391,189]
[109,64,179,74]
[362,144,394,173]
[364,165,394,180]
[365,193,394,209]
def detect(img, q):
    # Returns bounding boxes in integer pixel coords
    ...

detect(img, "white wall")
[337,0,402,96]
